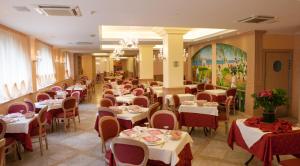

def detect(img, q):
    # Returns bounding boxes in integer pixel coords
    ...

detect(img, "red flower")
[259,90,273,97]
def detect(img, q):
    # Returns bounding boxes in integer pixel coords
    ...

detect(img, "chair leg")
[16,143,21,160]
[45,135,48,150]
[78,114,80,123]
[13,144,17,160]
[39,136,43,156]
[73,118,76,131]
[225,121,228,134]
[64,119,67,132]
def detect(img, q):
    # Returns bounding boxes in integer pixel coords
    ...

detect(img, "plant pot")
[263,112,276,123]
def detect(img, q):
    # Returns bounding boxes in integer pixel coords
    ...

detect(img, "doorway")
[264,50,292,117]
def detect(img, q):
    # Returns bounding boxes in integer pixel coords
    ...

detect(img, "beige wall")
[0,24,74,114]
[81,55,96,80]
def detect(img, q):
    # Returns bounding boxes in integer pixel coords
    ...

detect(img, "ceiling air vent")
[76,42,93,45]
[238,15,275,23]
[13,6,31,12]
[35,5,82,16]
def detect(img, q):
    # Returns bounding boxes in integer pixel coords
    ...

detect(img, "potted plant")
[252,88,288,123]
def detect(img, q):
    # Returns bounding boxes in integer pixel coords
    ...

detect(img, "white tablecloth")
[120,126,193,166]
[66,85,87,91]
[184,84,197,89]
[56,91,67,99]
[236,119,269,148]
[35,99,64,110]
[204,89,226,96]
[165,94,195,105]
[178,104,218,116]
[116,94,135,104]
[111,106,149,123]
[4,114,37,134]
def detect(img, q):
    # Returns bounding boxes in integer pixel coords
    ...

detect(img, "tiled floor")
[7,84,295,166]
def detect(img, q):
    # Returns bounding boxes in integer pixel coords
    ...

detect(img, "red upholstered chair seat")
[5,137,16,146]
[56,111,75,118]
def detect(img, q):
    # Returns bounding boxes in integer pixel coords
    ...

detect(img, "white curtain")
[0,28,32,103]
[36,43,56,89]
[64,52,71,79]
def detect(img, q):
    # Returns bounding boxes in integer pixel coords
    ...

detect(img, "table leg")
[245,155,254,165]
[203,127,208,136]
[276,155,280,163]
[189,127,194,135]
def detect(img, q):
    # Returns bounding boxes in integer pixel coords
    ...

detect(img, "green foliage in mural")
[192,45,212,83]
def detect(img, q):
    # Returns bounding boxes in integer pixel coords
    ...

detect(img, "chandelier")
[113,47,124,57]
[119,37,138,48]
[157,48,166,61]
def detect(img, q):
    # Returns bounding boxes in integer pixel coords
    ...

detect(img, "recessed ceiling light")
[90,10,96,15]
[90,34,96,37]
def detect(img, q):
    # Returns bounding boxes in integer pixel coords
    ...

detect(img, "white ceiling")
[0,0,300,53]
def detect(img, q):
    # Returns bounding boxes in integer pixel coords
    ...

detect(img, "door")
[265,51,292,117]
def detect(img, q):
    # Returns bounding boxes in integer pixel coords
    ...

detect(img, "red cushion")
[5,137,16,146]
[56,111,75,118]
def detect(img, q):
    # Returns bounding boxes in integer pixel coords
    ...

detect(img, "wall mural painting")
[192,45,212,83]
[216,43,247,90]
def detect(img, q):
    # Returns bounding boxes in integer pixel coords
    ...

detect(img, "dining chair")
[98,116,120,163]
[132,88,144,96]
[217,96,233,133]
[131,79,139,85]
[30,106,48,155]
[151,110,178,130]
[104,83,113,89]
[0,139,5,166]
[23,98,36,113]
[36,92,51,102]
[71,91,81,123]
[132,96,149,108]
[204,84,215,90]
[150,81,158,86]
[98,107,117,118]
[111,137,149,166]
[51,86,62,91]
[116,79,123,85]
[122,80,131,85]
[7,102,28,114]
[62,83,68,90]
[0,119,20,163]
[146,102,160,127]
[103,94,117,106]
[196,92,212,102]
[185,87,192,94]
[100,98,114,107]
[55,97,77,132]
[45,90,57,99]
[185,80,193,85]
[226,88,237,115]
[103,89,114,96]
[197,83,205,92]
[124,84,133,90]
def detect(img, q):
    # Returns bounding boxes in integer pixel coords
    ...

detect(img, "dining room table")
[66,84,87,101]
[107,126,193,166]
[228,117,300,166]
[165,94,195,106]
[35,99,64,125]
[115,94,136,105]
[2,112,38,151]
[94,105,149,131]
[204,89,227,102]
[178,101,219,133]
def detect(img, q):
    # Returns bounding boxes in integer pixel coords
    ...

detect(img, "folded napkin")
[244,117,293,134]
[123,129,136,136]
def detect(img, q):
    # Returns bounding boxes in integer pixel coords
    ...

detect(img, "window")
[36,42,56,89]
[0,28,32,103]
[64,52,71,79]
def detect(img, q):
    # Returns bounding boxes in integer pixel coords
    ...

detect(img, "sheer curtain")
[36,42,56,89]
[0,28,32,103]
[64,52,71,79]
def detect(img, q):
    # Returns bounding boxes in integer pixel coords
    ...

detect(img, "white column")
[138,45,154,81]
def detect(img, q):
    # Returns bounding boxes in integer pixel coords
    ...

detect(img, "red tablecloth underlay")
[228,120,300,166]
[5,118,39,151]
[36,108,63,125]
[180,112,218,130]
[108,143,193,166]
[94,116,147,133]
